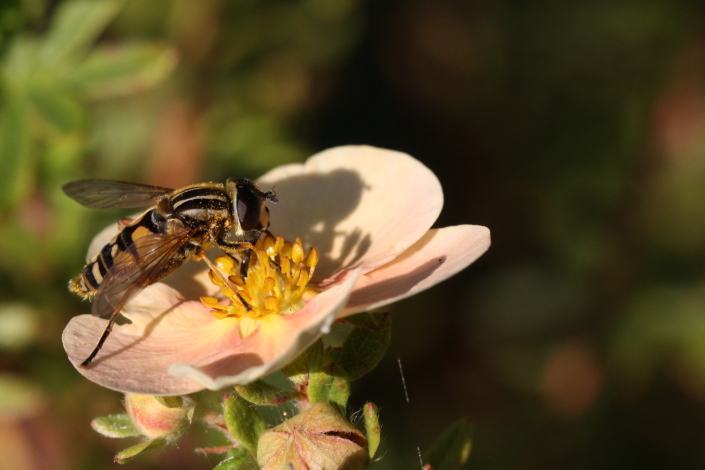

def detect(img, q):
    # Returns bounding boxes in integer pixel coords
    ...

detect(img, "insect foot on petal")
[257,401,368,470]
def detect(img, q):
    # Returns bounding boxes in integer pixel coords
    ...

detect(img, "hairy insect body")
[62,178,277,366]
[69,185,235,299]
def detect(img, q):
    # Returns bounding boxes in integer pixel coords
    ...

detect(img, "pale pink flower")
[63,146,490,395]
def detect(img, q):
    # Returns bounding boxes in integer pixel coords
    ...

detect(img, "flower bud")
[257,401,368,470]
[124,393,191,441]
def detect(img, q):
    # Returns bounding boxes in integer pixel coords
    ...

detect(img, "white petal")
[63,269,361,395]
[258,146,443,279]
[342,225,490,315]
[168,268,361,390]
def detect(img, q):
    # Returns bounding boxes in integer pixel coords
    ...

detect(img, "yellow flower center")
[200,236,320,338]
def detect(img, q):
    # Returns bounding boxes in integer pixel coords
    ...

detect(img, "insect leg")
[197,250,253,312]
[79,309,122,368]
[216,238,256,281]
[215,238,254,253]
[232,250,253,282]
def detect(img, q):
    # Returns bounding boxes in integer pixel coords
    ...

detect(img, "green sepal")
[340,312,391,381]
[155,396,185,408]
[306,340,325,372]
[223,393,267,455]
[90,413,141,438]
[213,447,250,470]
[235,380,300,406]
[114,437,167,464]
[363,403,381,459]
[308,347,350,407]
[281,342,315,386]
[416,419,473,470]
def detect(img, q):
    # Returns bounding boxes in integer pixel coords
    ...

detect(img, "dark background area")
[2,0,705,469]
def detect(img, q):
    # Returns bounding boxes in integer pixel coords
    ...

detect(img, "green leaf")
[40,0,125,66]
[235,380,300,406]
[28,85,84,133]
[213,447,250,470]
[339,312,391,380]
[281,345,310,386]
[306,339,325,371]
[282,340,326,387]
[223,393,267,455]
[363,403,381,459]
[284,340,351,406]
[0,81,32,209]
[417,419,473,470]
[68,42,177,99]
[114,437,167,464]
[3,37,40,79]
[91,413,141,438]
[308,349,350,407]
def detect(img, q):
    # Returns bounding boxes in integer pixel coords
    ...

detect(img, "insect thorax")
[170,186,232,222]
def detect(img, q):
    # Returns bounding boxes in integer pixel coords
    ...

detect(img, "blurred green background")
[2,0,705,468]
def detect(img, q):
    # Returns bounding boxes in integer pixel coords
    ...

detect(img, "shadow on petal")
[259,146,444,280]
[345,256,447,312]
[262,168,367,279]
[191,353,265,380]
[88,298,187,368]
[343,225,490,315]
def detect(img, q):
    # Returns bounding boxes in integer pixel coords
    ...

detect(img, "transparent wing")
[90,226,193,318]
[62,179,173,209]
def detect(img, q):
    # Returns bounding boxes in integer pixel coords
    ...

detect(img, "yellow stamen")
[280,257,291,277]
[200,296,220,307]
[264,296,279,312]
[297,270,311,289]
[211,309,230,320]
[208,270,225,287]
[283,241,293,258]
[216,256,236,273]
[263,277,276,292]
[291,240,304,264]
[201,235,321,336]
[305,248,318,269]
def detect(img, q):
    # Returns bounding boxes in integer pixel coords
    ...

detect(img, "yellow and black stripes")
[69,186,235,299]
[70,211,160,297]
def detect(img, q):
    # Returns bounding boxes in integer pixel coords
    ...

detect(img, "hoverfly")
[63,178,278,367]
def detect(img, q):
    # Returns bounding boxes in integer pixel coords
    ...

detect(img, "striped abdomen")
[69,186,233,298]
[69,210,165,298]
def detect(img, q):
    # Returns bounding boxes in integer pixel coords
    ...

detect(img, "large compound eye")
[236,185,266,231]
